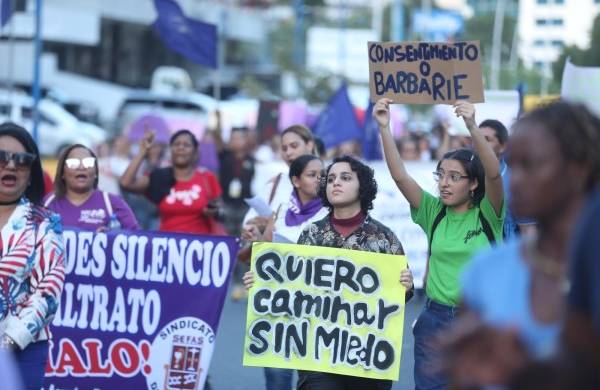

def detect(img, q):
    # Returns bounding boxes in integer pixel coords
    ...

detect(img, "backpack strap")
[428,206,447,257]
[478,210,496,245]
[102,191,114,216]
[43,194,56,208]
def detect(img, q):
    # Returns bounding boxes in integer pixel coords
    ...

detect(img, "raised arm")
[212,109,225,153]
[454,101,503,216]
[375,98,424,209]
[119,132,153,194]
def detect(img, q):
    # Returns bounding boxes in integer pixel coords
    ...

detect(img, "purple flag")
[153,0,217,69]
[1,0,13,27]
[362,101,383,160]
[312,85,363,149]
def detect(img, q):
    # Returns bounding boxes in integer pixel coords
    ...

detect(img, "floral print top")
[298,213,405,255]
[0,199,65,349]
[298,213,413,300]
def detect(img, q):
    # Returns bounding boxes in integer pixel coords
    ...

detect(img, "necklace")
[524,239,571,294]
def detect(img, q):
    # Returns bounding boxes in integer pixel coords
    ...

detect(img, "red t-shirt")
[43,171,54,196]
[158,169,222,234]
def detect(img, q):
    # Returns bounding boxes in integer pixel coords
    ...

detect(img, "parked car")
[0,90,107,156]
[113,90,216,135]
[114,90,259,142]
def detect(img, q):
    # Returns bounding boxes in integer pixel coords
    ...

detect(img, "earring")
[469,190,474,199]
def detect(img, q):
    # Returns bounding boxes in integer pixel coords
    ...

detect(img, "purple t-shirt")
[44,190,139,231]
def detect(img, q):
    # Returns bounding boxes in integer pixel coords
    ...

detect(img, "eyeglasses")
[65,157,96,169]
[0,150,36,170]
[433,171,469,183]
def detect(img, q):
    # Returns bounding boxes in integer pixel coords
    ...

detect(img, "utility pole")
[490,0,506,89]
[32,0,43,145]
[391,0,403,41]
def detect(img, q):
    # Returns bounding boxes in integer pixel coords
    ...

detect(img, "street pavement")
[210,289,426,389]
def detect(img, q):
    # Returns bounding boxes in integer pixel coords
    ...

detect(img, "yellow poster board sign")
[243,242,407,381]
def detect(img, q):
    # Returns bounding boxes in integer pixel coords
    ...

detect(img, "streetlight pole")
[32,0,43,145]
[490,0,506,90]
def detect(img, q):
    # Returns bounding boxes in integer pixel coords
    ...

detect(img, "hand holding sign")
[372,98,394,129]
[400,268,414,291]
[453,100,477,129]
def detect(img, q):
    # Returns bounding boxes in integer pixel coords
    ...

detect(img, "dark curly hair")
[437,148,485,205]
[318,155,377,213]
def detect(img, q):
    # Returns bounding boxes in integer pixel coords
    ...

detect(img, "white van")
[113,90,216,135]
[0,90,107,156]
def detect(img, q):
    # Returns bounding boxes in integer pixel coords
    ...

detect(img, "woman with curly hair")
[375,98,505,389]
[244,155,414,390]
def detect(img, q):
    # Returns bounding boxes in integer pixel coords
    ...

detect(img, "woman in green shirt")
[374,98,505,389]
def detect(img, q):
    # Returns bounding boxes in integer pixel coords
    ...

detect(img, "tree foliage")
[553,14,600,82]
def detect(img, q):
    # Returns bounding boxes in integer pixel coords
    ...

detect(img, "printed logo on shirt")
[80,208,106,224]
[464,227,483,244]
[166,185,202,206]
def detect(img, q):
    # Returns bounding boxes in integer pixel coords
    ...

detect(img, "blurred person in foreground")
[45,144,139,231]
[0,123,65,390]
[479,119,536,239]
[120,130,223,234]
[444,101,600,389]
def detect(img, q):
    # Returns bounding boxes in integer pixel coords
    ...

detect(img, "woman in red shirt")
[120,129,223,234]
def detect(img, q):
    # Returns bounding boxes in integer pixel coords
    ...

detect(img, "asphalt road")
[209,290,426,389]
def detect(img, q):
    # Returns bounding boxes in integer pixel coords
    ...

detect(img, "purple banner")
[43,229,237,390]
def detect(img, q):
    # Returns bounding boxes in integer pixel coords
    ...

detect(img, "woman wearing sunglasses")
[375,98,505,389]
[0,123,65,390]
[44,144,139,231]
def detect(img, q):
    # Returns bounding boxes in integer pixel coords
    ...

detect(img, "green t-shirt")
[411,191,505,306]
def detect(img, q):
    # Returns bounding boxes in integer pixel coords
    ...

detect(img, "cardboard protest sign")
[44,230,237,390]
[243,242,407,381]
[368,40,484,104]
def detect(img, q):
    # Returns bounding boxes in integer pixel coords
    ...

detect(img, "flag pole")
[213,6,226,104]
[7,0,15,99]
[32,0,43,145]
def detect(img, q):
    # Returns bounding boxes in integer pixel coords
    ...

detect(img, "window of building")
[536,19,548,26]
[555,0,564,3]
[552,19,564,26]
[551,40,563,47]
[537,0,548,3]
[534,40,545,46]
[534,61,545,69]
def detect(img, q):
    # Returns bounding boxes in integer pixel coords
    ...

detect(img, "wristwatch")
[0,335,17,351]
